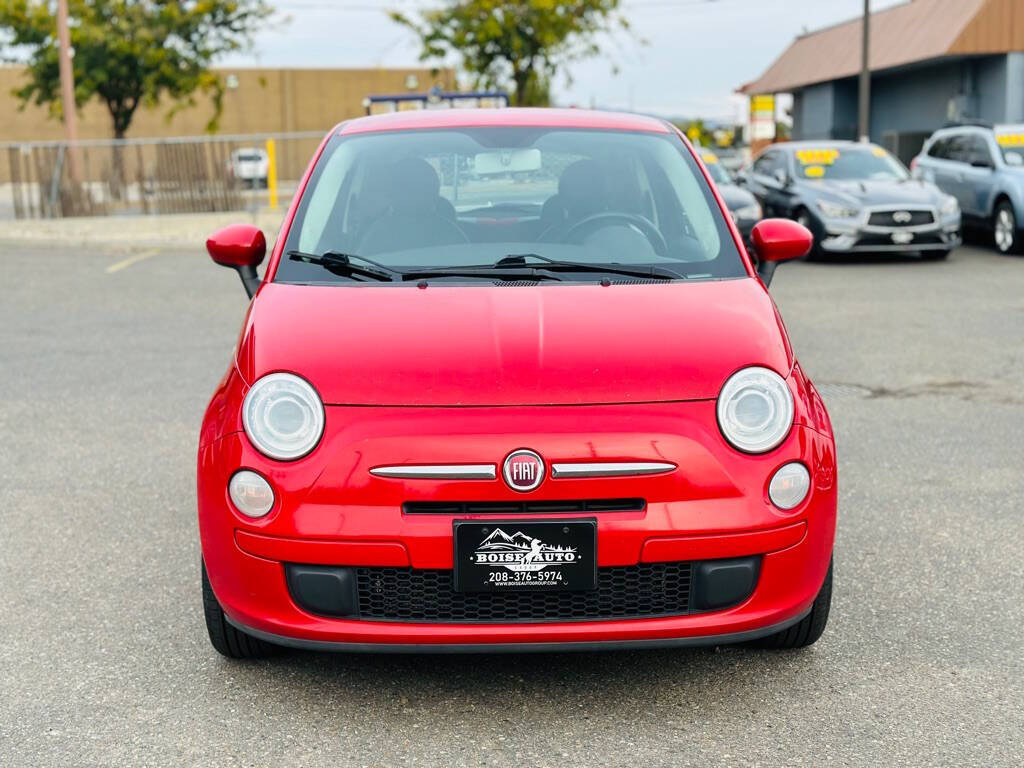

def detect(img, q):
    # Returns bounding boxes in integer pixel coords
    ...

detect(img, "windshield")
[995,128,1024,167]
[793,146,908,181]
[276,126,744,283]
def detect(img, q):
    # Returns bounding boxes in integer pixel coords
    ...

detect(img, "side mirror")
[750,218,813,286]
[206,224,266,298]
[772,168,790,187]
[970,157,993,169]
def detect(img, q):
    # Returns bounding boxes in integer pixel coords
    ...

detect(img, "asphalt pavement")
[1,239,1022,767]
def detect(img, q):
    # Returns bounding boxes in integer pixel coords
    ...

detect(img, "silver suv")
[912,124,1024,254]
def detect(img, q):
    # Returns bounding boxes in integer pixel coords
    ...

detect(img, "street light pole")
[56,0,82,183]
[858,0,871,142]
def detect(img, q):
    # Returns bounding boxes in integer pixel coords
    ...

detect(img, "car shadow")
[804,253,940,266]
[225,642,828,716]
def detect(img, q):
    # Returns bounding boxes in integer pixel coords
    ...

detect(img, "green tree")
[391,0,631,107]
[0,0,271,139]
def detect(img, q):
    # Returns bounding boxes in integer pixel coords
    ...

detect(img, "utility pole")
[858,0,871,142]
[56,0,82,183]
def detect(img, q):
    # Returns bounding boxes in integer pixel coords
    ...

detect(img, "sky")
[222,0,908,122]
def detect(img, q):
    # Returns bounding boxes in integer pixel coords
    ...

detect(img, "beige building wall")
[0,65,456,143]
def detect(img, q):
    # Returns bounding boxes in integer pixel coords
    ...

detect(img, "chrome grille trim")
[550,461,676,478]
[370,464,497,480]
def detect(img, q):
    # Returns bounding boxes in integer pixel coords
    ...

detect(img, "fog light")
[768,462,810,510]
[229,470,274,518]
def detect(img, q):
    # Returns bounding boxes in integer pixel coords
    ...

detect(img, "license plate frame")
[453,519,597,593]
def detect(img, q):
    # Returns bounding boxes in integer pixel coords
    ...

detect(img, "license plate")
[891,231,915,244]
[453,519,597,592]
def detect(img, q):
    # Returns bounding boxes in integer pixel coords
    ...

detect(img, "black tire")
[751,560,832,650]
[202,561,280,659]
[993,200,1022,254]
[794,208,821,260]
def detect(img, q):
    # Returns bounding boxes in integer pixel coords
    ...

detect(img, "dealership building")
[741,0,1024,162]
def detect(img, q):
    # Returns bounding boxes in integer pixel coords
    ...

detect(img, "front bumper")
[818,212,961,254]
[199,402,837,649]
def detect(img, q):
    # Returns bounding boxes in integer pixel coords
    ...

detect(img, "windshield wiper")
[398,266,564,282]
[495,253,680,281]
[287,250,402,282]
[288,251,562,283]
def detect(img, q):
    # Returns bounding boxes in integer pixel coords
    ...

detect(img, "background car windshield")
[277,127,744,282]
[794,147,908,181]
[995,128,1024,166]
[703,157,732,184]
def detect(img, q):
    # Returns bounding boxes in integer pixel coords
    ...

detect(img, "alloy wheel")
[995,206,1016,253]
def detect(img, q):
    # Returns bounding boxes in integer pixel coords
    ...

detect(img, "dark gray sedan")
[700,151,761,242]
[738,141,961,259]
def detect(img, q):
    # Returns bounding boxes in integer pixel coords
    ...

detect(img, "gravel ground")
[1,241,1022,767]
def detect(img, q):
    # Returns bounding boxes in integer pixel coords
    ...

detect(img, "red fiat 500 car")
[199,108,835,657]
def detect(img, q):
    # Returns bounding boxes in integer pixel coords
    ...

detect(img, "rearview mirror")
[206,224,266,298]
[474,149,542,175]
[750,219,813,286]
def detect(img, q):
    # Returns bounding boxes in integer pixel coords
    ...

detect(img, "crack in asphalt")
[817,379,1022,405]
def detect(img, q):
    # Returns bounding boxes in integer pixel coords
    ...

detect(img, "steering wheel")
[558,212,669,256]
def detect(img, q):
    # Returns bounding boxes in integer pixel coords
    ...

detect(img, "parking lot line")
[105,249,160,274]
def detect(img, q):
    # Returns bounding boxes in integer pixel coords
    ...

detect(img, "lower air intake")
[355,562,692,622]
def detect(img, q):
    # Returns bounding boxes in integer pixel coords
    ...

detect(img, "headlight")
[717,367,794,453]
[242,373,325,460]
[940,196,959,216]
[732,203,762,221]
[816,200,860,219]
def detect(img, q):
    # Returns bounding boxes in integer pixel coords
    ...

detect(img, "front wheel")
[993,201,1022,254]
[202,561,280,659]
[795,208,821,260]
[751,560,832,649]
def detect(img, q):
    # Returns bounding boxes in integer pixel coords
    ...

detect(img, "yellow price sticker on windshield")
[803,165,826,178]
[996,133,1024,146]
[702,153,719,164]
[872,146,888,157]
[795,149,839,166]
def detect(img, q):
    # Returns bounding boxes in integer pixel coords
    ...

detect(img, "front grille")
[868,209,934,227]
[856,232,945,246]
[403,498,645,515]
[355,562,692,622]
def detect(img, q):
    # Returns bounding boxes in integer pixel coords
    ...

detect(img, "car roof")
[930,124,992,137]
[778,140,875,151]
[337,108,673,136]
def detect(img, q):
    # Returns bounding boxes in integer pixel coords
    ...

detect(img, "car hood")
[804,178,945,207]
[236,278,792,406]
[717,183,758,211]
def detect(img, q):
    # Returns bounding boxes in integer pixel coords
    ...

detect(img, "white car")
[229,148,269,187]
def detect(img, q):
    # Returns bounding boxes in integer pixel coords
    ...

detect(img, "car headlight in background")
[816,200,861,219]
[228,470,275,517]
[717,366,794,453]
[732,202,762,221]
[242,372,325,460]
[940,196,959,217]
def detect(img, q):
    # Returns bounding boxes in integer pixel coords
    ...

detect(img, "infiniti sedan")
[739,141,961,259]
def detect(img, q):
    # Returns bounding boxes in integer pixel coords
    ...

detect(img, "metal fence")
[0,132,325,220]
